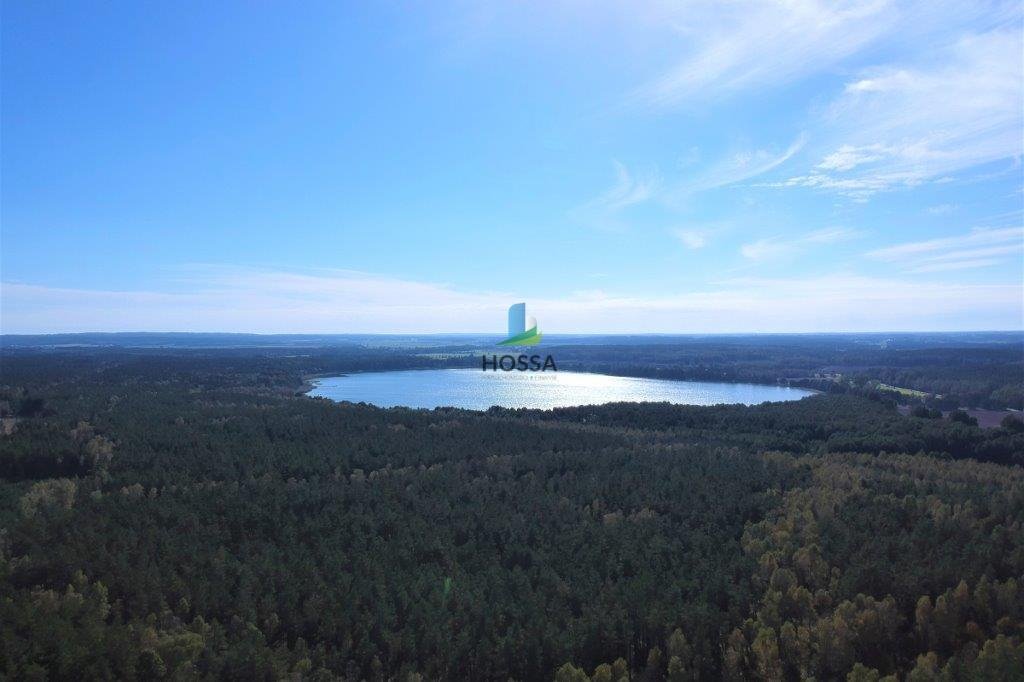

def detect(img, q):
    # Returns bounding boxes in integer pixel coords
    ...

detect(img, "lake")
[307,369,815,410]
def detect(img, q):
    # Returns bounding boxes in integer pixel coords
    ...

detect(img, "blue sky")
[2,1,1022,333]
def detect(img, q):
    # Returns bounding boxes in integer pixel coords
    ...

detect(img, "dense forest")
[542,335,1024,412]
[1,341,1023,680]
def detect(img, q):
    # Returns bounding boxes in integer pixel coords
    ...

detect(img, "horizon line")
[3,329,1023,338]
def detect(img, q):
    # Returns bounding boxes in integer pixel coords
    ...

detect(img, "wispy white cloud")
[685,135,806,194]
[672,229,708,250]
[908,258,1005,273]
[631,0,897,107]
[866,226,1024,273]
[764,169,929,202]
[706,274,1019,330]
[3,266,1020,333]
[867,227,1023,261]
[0,267,506,335]
[740,238,794,261]
[817,143,892,172]
[912,244,1022,263]
[571,161,660,229]
[740,227,862,260]
[577,137,805,225]
[594,161,659,211]
[803,227,863,244]
[600,136,807,214]
[778,26,1023,199]
[589,7,1022,210]
[927,203,958,215]
[527,274,1022,332]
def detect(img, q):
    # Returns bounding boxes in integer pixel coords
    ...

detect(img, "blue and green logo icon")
[483,302,555,371]
[500,302,542,346]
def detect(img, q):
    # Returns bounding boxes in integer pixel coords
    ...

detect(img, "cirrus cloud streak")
[2,264,1019,334]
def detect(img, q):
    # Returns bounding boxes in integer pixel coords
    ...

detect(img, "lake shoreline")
[305,368,817,411]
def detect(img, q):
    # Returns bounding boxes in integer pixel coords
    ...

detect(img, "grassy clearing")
[875,382,931,398]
